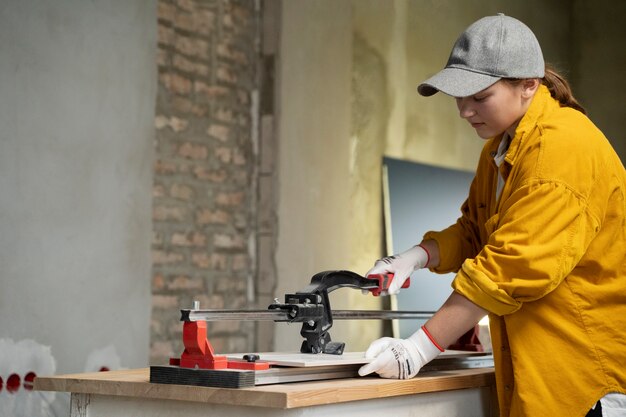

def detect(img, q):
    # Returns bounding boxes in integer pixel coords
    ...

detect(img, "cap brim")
[417,67,501,97]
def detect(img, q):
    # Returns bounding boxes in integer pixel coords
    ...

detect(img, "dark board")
[383,157,474,337]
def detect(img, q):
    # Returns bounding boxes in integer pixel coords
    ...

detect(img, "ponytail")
[542,65,586,115]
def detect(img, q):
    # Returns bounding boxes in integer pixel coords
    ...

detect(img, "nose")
[456,97,476,119]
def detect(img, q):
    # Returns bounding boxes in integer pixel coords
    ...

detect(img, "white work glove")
[366,245,429,294]
[358,326,443,379]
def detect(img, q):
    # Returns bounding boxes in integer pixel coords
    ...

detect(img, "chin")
[475,131,493,140]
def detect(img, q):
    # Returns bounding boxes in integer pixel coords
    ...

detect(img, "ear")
[521,78,540,99]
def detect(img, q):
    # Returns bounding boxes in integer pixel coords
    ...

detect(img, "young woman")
[358,14,626,417]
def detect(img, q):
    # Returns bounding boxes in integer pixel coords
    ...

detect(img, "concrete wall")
[0,0,156,378]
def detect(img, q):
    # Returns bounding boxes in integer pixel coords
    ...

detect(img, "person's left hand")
[358,327,443,379]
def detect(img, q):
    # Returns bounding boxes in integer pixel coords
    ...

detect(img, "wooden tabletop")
[35,367,495,409]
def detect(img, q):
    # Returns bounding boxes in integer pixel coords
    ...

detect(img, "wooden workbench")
[35,367,497,416]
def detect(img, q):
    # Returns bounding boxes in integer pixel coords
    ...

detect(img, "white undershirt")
[493,134,511,202]
[596,392,626,416]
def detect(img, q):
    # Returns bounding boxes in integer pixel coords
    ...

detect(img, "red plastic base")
[169,321,270,371]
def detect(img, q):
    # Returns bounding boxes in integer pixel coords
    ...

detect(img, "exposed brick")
[152,249,185,265]
[150,318,163,334]
[168,321,185,335]
[216,191,245,206]
[192,167,227,182]
[232,254,248,271]
[157,47,169,66]
[153,205,187,222]
[213,233,246,250]
[215,276,248,293]
[174,10,215,36]
[150,340,174,361]
[194,294,225,310]
[171,231,207,247]
[170,183,194,200]
[228,295,249,310]
[174,35,209,59]
[157,2,176,23]
[216,41,248,65]
[154,159,177,175]
[237,88,250,106]
[191,252,227,270]
[214,108,235,123]
[232,170,248,184]
[214,147,232,163]
[222,12,233,29]
[153,231,164,246]
[152,294,179,309]
[207,124,230,142]
[158,25,175,46]
[155,115,189,132]
[211,320,240,334]
[196,208,231,225]
[217,65,238,84]
[167,275,204,291]
[178,162,192,175]
[232,212,248,229]
[176,0,196,13]
[237,113,250,127]
[224,2,252,32]
[194,81,229,99]
[153,183,166,198]
[152,0,263,361]
[208,337,226,353]
[233,148,247,165]
[195,10,217,36]
[171,96,208,116]
[173,54,209,76]
[177,142,208,160]
[159,72,192,94]
[152,273,166,290]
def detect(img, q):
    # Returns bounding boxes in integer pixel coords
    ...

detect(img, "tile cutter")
[150,270,441,388]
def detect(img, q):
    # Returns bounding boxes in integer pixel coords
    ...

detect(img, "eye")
[473,95,487,102]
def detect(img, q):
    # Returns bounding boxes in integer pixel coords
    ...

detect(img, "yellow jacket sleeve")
[453,178,599,316]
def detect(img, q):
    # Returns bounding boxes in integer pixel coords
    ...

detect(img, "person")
[357,13,626,417]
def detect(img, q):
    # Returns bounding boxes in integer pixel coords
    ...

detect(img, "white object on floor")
[0,338,56,417]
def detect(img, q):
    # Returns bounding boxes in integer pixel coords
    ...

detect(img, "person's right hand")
[366,245,429,295]
[357,326,443,379]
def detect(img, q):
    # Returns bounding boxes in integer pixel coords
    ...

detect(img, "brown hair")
[503,65,587,114]
[542,65,586,114]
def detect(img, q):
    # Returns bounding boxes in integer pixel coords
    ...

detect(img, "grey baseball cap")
[418,14,545,97]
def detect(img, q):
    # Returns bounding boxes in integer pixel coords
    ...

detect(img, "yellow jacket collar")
[504,84,557,166]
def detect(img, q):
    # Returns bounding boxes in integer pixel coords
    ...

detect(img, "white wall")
[0,0,156,376]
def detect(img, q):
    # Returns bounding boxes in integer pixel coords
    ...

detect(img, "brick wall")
[151,0,272,364]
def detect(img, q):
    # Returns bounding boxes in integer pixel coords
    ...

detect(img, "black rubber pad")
[150,365,255,388]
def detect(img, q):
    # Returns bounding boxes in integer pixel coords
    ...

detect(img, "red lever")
[366,273,410,296]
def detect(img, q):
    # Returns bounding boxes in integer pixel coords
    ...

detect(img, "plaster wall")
[275,0,366,351]
[571,0,626,160]
[0,0,156,374]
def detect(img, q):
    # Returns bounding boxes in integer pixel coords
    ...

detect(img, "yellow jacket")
[424,85,626,417]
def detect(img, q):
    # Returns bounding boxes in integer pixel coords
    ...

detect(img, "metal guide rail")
[181,308,433,322]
